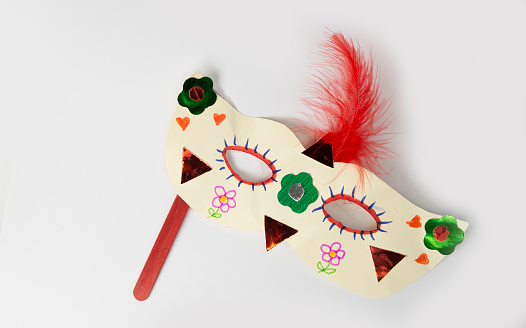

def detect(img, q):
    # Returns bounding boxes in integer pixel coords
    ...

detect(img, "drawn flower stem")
[207,207,222,218]
[317,261,336,274]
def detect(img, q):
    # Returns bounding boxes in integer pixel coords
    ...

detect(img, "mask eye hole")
[225,150,273,183]
[324,200,378,231]
[217,136,280,191]
[314,186,392,240]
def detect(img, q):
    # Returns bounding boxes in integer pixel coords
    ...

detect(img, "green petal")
[200,76,213,88]
[424,218,442,233]
[280,174,296,189]
[437,245,457,255]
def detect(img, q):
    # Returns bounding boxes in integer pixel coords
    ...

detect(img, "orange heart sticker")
[213,113,226,126]
[176,117,190,131]
[415,253,429,265]
[406,215,422,228]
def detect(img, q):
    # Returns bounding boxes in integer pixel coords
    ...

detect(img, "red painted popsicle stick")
[133,195,190,301]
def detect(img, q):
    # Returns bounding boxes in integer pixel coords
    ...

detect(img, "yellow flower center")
[220,196,228,203]
[329,251,336,258]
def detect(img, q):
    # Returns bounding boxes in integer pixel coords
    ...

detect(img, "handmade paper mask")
[134,33,467,300]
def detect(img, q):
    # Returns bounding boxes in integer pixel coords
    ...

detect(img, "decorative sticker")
[424,215,464,255]
[181,147,212,184]
[370,246,406,282]
[264,216,298,251]
[278,172,319,213]
[177,77,217,115]
[302,139,333,168]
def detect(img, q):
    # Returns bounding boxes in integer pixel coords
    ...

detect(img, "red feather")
[301,32,393,186]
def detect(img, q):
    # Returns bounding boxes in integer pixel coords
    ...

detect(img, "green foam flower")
[277,172,319,213]
[424,215,465,255]
[177,77,217,115]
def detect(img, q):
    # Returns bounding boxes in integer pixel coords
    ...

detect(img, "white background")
[1,1,525,327]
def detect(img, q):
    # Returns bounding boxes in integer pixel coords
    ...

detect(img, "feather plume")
[300,32,393,186]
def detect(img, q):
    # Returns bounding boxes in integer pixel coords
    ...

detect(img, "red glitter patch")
[264,216,298,251]
[433,225,449,241]
[181,147,212,184]
[189,86,204,101]
[370,246,406,282]
[302,139,334,168]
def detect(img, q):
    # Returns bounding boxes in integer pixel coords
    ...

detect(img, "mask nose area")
[264,216,298,251]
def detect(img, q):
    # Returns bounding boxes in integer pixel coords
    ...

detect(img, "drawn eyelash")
[312,186,391,240]
[216,136,280,191]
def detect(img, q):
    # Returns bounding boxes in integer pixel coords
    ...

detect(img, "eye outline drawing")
[312,186,392,240]
[215,135,281,191]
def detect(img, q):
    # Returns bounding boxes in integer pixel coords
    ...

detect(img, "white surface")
[0,159,10,236]
[0,1,525,327]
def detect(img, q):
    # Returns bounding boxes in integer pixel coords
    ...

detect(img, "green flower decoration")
[424,215,465,255]
[177,77,217,115]
[278,172,319,213]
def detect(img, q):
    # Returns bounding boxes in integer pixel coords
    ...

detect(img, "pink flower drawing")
[320,242,346,266]
[212,186,236,213]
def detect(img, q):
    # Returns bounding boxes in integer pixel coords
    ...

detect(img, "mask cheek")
[282,162,467,298]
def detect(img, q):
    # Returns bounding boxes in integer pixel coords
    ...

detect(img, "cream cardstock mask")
[136,33,467,300]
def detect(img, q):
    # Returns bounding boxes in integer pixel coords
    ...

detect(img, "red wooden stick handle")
[133,195,190,301]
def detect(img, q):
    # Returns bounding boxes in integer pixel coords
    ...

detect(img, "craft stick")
[133,195,189,301]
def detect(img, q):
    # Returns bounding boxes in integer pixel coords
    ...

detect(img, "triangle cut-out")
[302,139,333,168]
[181,147,212,184]
[369,246,406,282]
[264,216,298,251]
